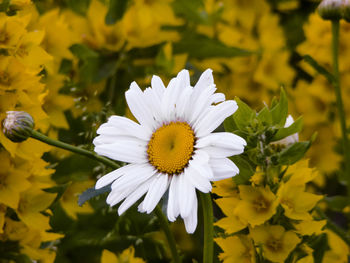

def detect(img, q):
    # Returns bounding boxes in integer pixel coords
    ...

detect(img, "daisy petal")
[184,164,212,193]
[125,82,155,131]
[111,163,156,192]
[118,178,153,215]
[151,75,166,99]
[178,174,196,218]
[141,174,169,213]
[194,100,238,138]
[210,158,240,181]
[196,132,246,158]
[94,138,147,163]
[184,196,198,234]
[95,164,134,189]
[167,175,180,221]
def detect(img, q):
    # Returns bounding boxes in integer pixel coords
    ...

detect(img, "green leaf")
[66,0,91,15]
[105,0,129,25]
[231,98,256,131]
[270,88,288,126]
[69,44,98,60]
[272,116,303,141]
[173,33,252,59]
[278,141,310,165]
[78,184,111,206]
[172,0,208,24]
[325,196,350,212]
[231,155,255,184]
[303,55,335,84]
[59,59,73,75]
[312,233,328,263]
[257,106,272,125]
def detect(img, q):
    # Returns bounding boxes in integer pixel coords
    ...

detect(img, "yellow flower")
[0,151,31,209]
[277,183,322,220]
[283,160,319,186]
[234,185,278,227]
[101,247,145,263]
[215,196,248,234]
[323,230,350,263]
[212,178,237,198]
[60,180,94,220]
[250,224,300,263]
[216,235,256,263]
[293,220,326,236]
[250,169,264,187]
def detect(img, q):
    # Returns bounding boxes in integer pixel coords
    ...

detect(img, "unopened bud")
[2,111,34,142]
[318,0,343,20]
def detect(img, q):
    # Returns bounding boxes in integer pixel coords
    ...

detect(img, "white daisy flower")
[93,69,246,233]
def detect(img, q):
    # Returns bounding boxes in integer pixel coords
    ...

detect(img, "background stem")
[199,192,214,263]
[331,20,350,200]
[154,206,181,263]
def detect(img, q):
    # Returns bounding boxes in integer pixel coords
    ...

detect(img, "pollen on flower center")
[147,121,195,175]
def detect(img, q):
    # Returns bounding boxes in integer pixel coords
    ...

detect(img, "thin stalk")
[331,20,350,199]
[199,192,214,263]
[30,130,181,262]
[154,205,181,263]
[30,130,120,169]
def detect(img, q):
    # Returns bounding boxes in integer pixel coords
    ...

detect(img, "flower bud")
[318,0,343,20]
[2,111,34,142]
[343,0,350,21]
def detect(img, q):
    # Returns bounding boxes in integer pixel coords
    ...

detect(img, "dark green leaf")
[325,196,350,212]
[270,88,288,126]
[278,141,310,165]
[172,0,208,24]
[272,116,303,141]
[69,44,98,60]
[257,106,272,125]
[312,233,328,263]
[66,0,91,15]
[173,33,252,59]
[231,98,256,131]
[231,155,255,184]
[105,0,129,24]
[59,59,73,75]
[78,184,111,206]
[303,55,335,84]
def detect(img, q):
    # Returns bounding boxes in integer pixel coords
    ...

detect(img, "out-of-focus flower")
[323,230,350,262]
[94,69,246,233]
[101,247,145,263]
[250,224,300,263]
[215,235,256,263]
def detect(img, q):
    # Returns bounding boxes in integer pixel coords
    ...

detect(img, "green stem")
[30,130,120,169]
[315,207,350,246]
[199,192,214,263]
[154,205,181,263]
[30,130,181,262]
[331,20,350,200]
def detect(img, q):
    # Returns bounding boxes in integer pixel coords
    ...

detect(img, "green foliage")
[225,88,312,176]
[303,55,335,84]
[173,33,252,59]
[105,0,130,24]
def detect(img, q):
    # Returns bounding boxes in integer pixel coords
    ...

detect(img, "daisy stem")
[199,192,214,263]
[154,205,181,263]
[331,20,350,199]
[30,129,181,262]
[30,130,120,169]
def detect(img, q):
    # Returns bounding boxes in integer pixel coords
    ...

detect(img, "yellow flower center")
[253,197,270,213]
[266,238,282,252]
[147,122,195,175]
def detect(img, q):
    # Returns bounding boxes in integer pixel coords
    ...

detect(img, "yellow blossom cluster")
[293,13,350,173]
[193,0,295,107]
[0,2,62,261]
[213,160,348,263]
